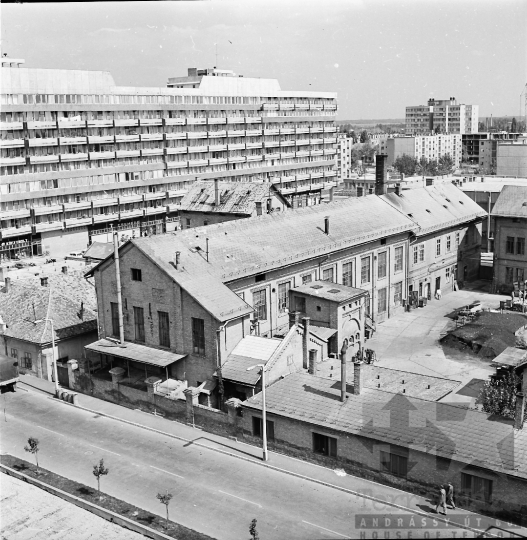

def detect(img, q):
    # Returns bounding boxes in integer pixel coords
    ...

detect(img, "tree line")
[392,154,455,177]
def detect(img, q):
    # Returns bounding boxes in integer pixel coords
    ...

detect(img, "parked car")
[14,262,27,269]
[28,262,37,267]
[45,258,57,264]
[69,251,85,257]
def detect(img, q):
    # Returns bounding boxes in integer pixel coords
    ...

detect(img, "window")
[313,432,337,457]
[278,282,290,313]
[455,232,460,248]
[185,218,191,229]
[342,262,353,287]
[361,256,371,284]
[506,237,515,254]
[446,235,451,252]
[294,296,306,313]
[446,267,451,280]
[158,311,170,348]
[377,252,387,279]
[393,247,403,273]
[22,352,32,369]
[380,450,408,477]
[436,238,441,257]
[419,244,425,262]
[378,287,387,313]
[191,317,205,355]
[302,274,312,285]
[516,268,524,282]
[413,246,418,264]
[461,472,492,503]
[255,273,266,283]
[110,302,120,337]
[517,237,525,256]
[252,416,275,441]
[253,289,267,320]
[10,348,18,359]
[394,282,403,306]
[255,201,263,216]
[322,267,334,282]
[131,268,142,281]
[133,307,145,342]
[506,267,514,283]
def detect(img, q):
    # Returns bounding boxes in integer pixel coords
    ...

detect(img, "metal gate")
[57,364,70,388]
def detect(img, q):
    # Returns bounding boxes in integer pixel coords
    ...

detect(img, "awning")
[85,339,186,368]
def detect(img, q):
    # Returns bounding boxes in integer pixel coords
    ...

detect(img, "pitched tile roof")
[492,185,527,218]
[178,180,288,215]
[381,183,487,236]
[243,372,527,478]
[293,280,367,303]
[0,270,97,345]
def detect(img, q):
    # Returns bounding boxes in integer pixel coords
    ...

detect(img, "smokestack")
[174,251,181,270]
[395,183,401,196]
[375,154,388,196]
[340,340,348,402]
[353,359,363,395]
[288,311,301,329]
[308,349,317,375]
[302,316,310,369]
[40,277,49,287]
[62,266,68,274]
[324,216,330,235]
[4,277,10,293]
[515,392,525,430]
[214,178,220,206]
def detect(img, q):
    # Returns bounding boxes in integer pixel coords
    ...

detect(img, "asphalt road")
[0,390,503,539]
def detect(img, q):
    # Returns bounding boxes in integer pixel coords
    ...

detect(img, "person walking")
[446,482,456,509]
[435,485,447,515]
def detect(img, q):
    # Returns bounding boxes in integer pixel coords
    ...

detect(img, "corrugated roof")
[381,183,487,236]
[0,270,97,344]
[293,280,367,303]
[178,180,288,215]
[243,372,527,478]
[492,185,527,218]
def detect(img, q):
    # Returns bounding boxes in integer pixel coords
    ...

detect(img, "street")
[0,388,515,540]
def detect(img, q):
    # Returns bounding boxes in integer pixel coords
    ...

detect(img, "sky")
[1,0,526,120]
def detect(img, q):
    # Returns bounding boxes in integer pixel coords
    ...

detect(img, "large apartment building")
[0,60,338,261]
[406,97,478,135]
[386,134,462,167]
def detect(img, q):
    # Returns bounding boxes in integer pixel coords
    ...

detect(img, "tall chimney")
[340,340,348,402]
[375,155,388,196]
[62,266,68,274]
[174,251,181,270]
[40,277,49,287]
[4,277,10,293]
[353,359,363,395]
[324,216,330,235]
[308,349,317,375]
[79,301,84,320]
[395,183,401,196]
[289,311,301,329]
[214,178,220,206]
[302,316,310,369]
[515,392,525,430]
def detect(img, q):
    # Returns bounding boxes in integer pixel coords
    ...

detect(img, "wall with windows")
[493,216,527,294]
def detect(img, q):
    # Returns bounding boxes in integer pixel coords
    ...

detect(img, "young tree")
[511,117,518,132]
[156,490,174,529]
[476,369,521,418]
[359,130,369,143]
[393,154,417,177]
[249,518,259,540]
[434,125,441,134]
[24,437,40,473]
[438,154,454,175]
[92,458,109,498]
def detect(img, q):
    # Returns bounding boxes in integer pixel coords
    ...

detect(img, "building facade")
[336,133,353,183]
[0,62,338,261]
[406,98,478,135]
[386,134,462,167]
[496,138,527,177]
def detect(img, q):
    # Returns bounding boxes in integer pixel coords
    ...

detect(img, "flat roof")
[292,280,368,303]
[492,346,527,368]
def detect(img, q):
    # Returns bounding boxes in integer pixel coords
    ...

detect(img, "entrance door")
[57,364,70,388]
[435,277,441,293]
[419,282,423,297]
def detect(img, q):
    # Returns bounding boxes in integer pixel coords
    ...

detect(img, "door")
[57,364,70,388]
[435,277,441,293]
[419,282,423,297]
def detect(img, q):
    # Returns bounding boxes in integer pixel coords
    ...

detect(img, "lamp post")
[246,363,268,461]
[27,317,59,396]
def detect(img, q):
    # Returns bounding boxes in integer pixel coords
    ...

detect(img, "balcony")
[296,128,310,134]
[1,225,32,238]
[187,131,208,139]
[280,141,295,147]
[208,117,227,125]
[228,156,246,163]
[89,151,116,160]
[0,122,23,131]
[87,119,114,127]
[324,127,337,133]
[295,139,310,146]
[32,221,63,234]
[245,117,262,124]
[59,136,87,145]
[227,117,245,124]
[246,142,262,149]
[119,194,143,204]
[88,135,115,144]
[228,143,245,151]
[166,132,187,140]
[0,139,24,148]
[145,206,166,216]
[115,134,140,143]
[166,161,188,169]
[188,159,209,167]
[262,103,279,110]
[144,191,165,201]
[0,208,31,220]
[165,118,186,126]
[64,216,92,228]
[310,150,324,157]
[187,145,208,153]
[165,146,188,155]
[245,130,263,137]
[279,103,295,110]
[139,118,163,126]
[295,104,309,110]
[323,137,337,144]
[246,155,263,162]
[227,130,245,137]
[120,208,144,219]
[264,129,280,136]
[60,152,88,162]
[264,152,280,159]
[28,138,58,147]
[186,118,207,125]
[310,127,323,133]
[280,152,295,159]
[324,149,337,156]
[115,149,140,158]
[140,133,163,141]
[114,119,139,127]
[264,141,279,148]
[141,148,164,156]
[310,138,324,144]
[93,197,118,208]
[29,154,59,164]
[279,128,295,135]
[295,150,310,157]
[93,213,118,224]
[324,171,337,178]
[208,131,227,138]
[209,144,227,152]
[209,157,228,165]
[28,120,58,130]
[324,104,338,110]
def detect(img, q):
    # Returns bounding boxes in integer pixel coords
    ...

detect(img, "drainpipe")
[113,232,125,345]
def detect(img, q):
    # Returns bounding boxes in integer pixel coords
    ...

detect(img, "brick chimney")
[324,216,330,235]
[308,349,317,375]
[340,340,348,402]
[214,178,220,206]
[40,276,49,287]
[375,155,388,196]
[302,316,310,369]
[288,311,301,329]
[62,266,68,274]
[353,359,363,395]
[515,392,525,430]
[4,277,10,293]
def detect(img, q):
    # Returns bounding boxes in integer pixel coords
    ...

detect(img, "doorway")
[435,276,441,293]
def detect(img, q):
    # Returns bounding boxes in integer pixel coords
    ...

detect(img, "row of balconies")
[261,103,337,111]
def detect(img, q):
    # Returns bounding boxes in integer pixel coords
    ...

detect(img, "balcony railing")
[207,117,227,125]
[114,119,139,127]
[141,148,164,156]
[0,208,31,220]
[227,130,245,137]
[115,150,140,158]
[0,139,24,148]
[28,138,58,147]
[165,118,186,126]
[29,154,59,164]
[60,152,88,162]
[29,120,58,130]
[115,134,140,143]
[208,144,227,152]
[227,117,245,124]
[228,143,245,150]
[140,133,163,141]
[186,118,207,125]
[187,132,208,139]
[245,130,263,137]
[139,118,163,126]
[87,119,113,127]
[188,145,208,153]
[245,117,262,123]
[2,225,32,238]
[32,221,63,234]
[188,159,209,167]
[59,136,87,145]
[208,131,227,138]
[89,151,115,160]
[165,146,188,154]
[88,135,115,144]
[165,132,186,140]
[0,122,23,131]
[209,157,228,165]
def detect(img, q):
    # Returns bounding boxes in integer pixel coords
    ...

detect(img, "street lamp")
[26,317,59,397]
[246,363,268,461]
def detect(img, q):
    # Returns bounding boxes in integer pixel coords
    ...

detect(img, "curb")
[53,396,499,538]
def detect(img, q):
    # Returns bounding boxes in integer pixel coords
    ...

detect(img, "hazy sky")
[2,0,525,120]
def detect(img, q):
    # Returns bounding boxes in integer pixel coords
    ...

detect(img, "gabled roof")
[83,242,114,261]
[492,185,527,218]
[0,270,97,345]
[178,180,289,215]
[243,372,527,479]
[380,183,487,236]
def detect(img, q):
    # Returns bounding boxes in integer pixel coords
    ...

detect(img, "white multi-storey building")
[336,133,354,182]
[406,97,478,135]
[0,61,338,261]
[387,134,462,167]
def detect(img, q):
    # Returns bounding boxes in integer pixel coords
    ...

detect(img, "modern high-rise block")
[386,134,462,167]
[0,62,338,261]
[406,97,478,135]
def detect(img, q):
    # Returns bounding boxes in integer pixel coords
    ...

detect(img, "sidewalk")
[18,374,527,538]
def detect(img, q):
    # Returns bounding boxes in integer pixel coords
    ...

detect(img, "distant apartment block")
[406,97,478,135]
[336,133,353,182]
[386,134,462,167]
[0,61,338,262]
[463,132,522,166]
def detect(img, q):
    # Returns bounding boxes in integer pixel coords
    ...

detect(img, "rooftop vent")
[310,285,323,290]
[426,209,431,213]
[327,289,341,294]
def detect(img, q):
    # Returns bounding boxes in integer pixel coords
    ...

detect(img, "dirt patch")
[1,455,215,540]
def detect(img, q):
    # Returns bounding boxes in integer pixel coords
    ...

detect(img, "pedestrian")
[435,288,442,300]
[435,485,447,515]
[446,482,456,509]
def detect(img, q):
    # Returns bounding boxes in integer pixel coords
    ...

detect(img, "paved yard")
[0,473,143,540]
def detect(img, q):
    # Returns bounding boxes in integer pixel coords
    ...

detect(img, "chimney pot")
[308,349,317,375]
[62,266,68,274]
[354,359,363,395]
[174,251,181,270]
[324,216,330,235]
[4,277,11,293]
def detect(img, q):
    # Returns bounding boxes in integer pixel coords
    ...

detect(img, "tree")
[156,490,173,529]
[511,117,518,133]
[393,154,417,177]
[92,458,109,498]
[434,125,441,134]
[475,369,521,419]
[24,437,40,473]
[359,130,369,143]
[249,518,259,540]
[438,154,454,175]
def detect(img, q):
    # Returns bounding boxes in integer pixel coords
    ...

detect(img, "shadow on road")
[182,436,261,460]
